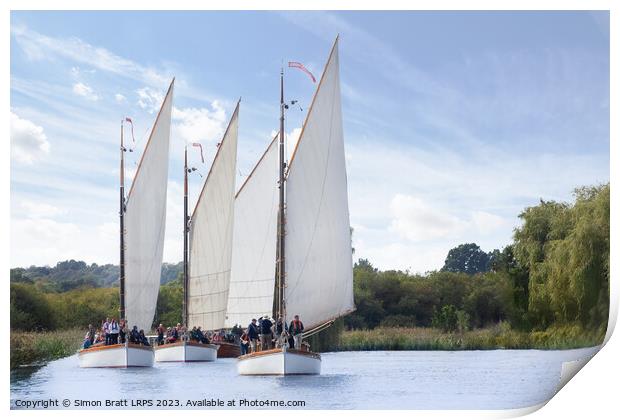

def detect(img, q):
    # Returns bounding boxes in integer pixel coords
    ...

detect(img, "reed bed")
[10,329,83,369]
[333,324,604,352]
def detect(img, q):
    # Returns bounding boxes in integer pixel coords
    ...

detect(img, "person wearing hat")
[260,315,273,351]
[247,319,259,353]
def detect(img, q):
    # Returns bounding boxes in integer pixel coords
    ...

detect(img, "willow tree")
[514,184,609,331]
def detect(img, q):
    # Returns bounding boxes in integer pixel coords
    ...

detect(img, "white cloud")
[115,93,126,103]
[389,194,466,242]
[19,200,65,218]
[172,101,227,145]
[10,111,50,164]
[11,217,117,267]
[72,82,99,101]
[12,25,169,87]
[471,211,507,235]
[136,86,163,113]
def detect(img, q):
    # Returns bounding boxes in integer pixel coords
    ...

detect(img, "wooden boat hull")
[154,341,218,362]
[237,348,321,375]
[217,341,241,358]
[78,343,154,368]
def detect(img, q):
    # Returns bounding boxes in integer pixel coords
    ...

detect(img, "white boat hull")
[154,341,218,362]
[237,348,321,375]
[78,343,154,368]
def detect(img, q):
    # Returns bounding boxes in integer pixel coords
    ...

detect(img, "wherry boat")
[230,37,355,375]
[154,101,239,362]
[79,79,174,368]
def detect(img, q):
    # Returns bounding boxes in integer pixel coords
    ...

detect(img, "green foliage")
[153,277,183,328]
[46,288,119,329]
[11,284,55,331]
[432,305,458,332]
[307,318,345,352]
[10,260,182,293]
[441,243,491,274]
[336,324,603,352]
[514,184,609,329]
[347,267,515,331]
[10,329,83,369]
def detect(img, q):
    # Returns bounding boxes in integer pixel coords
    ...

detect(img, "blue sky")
[10,11,610,271]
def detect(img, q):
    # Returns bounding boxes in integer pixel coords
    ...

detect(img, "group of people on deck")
[239,314,305,355]
[83,314,305,353]
[82,317,150,349]
[155,323,219,345]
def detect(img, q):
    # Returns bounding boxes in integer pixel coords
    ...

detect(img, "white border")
[3,1,617,419]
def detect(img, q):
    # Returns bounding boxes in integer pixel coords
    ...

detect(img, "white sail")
[284,38,355,330]
[225,134,279,328]
[125,80,174,331]
[188,103,239,330]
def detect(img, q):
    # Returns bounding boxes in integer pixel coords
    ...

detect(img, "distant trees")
[11,283,54,330]
[10,260,182,292]
[345,183,609,343]
[153,275,183,328]
[441,243,492,274]
[10,280,182,332]
[10,283,118,331]
[345,264,514,331]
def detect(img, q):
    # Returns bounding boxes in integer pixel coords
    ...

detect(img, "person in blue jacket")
[247,319,259,353]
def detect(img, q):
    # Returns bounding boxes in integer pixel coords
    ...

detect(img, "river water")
[10,347,599,410]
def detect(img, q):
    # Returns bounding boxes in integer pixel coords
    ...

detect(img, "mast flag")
[124,117,136,143]
[191,142,205,163]
[288,61,316,83]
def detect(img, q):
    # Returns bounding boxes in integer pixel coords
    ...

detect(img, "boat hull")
[78,343,154,368]
[217,341,241,358]
[154,341,218,362]
[237,348,321,375]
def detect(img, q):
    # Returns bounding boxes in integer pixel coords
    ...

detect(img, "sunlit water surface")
[11,347,599,409]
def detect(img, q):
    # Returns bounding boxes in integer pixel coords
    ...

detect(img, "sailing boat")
[154,101,239,362]
[231,37,355,375]
[79,79,175,368]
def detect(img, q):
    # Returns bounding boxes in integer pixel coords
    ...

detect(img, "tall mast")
[183,147,189,327]
[119,120,126,320]
[276,68,286,322]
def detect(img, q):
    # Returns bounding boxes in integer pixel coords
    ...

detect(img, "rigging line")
[285,80,338,301]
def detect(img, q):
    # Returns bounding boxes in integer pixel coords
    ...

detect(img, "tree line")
[11,261,182,292]
[11,184,609,345]
[343,184,609,338]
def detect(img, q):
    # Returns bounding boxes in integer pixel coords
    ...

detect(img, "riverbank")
[332,324,605,351]
[10,329,83,369]
[10,323,605,370]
